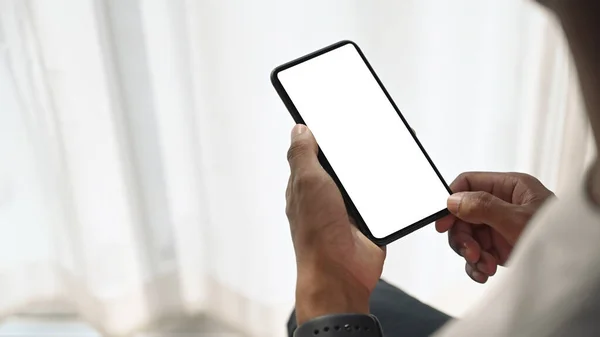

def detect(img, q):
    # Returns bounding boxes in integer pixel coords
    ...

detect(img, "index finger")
[450,172,520,203]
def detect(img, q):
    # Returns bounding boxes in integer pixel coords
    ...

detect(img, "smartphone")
[271,40,451,246]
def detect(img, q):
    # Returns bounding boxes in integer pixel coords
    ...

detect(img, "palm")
[288,168,385,294]
[349,225,386,292]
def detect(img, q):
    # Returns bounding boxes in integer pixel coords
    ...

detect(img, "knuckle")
[286,169,328,220]
[456,171,472,181]
[452,172,471,187]
[287,139,310,163]
[285,202,299,223]
[462,191,492,215]
[451,171,477,192]
[292,170,322,195]
[511,172,554,200]
[513,172,545,189]
[514,172,536,184]
[475,191,494,210]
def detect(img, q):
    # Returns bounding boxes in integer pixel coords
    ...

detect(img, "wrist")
[295,268,371,325]
[293,314,383,337]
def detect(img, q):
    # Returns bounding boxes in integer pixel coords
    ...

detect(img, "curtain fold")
[0,0,590,336]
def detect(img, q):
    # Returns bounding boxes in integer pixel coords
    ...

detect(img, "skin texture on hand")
[285,124,386,325]
[435,172,554,284]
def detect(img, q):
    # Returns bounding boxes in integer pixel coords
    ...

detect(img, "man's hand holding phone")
[286,124,386,325]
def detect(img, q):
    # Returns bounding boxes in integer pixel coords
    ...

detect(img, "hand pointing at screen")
[435,172,555,283]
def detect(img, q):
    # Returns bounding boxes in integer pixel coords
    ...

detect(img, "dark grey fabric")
[287,279,452,337]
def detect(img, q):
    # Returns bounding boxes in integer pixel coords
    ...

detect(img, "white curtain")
[0,0,592,336]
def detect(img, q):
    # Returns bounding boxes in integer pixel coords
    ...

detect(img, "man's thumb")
[287,124,319,172]
[447,191,522,243]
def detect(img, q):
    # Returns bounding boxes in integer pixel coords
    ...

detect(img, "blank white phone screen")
[277,43,449,239]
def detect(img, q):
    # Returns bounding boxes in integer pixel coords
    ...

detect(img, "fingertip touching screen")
[276,42,449,240]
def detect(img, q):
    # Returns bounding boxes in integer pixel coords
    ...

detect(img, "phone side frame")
[270,40,452,246]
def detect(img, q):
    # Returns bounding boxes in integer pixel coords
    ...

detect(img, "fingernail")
[472,270,484,281]
[476,262,487,274]
[447,193,464,214]
[291,124,307,140]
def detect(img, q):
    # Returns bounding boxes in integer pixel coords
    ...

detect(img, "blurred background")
[0,0,596,336]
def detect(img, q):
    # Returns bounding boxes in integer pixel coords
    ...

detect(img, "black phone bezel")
[271,40,452,246]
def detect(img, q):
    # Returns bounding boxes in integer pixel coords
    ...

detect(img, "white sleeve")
[434,177,600,337]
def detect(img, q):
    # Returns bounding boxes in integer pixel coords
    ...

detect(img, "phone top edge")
[270,40,357,79]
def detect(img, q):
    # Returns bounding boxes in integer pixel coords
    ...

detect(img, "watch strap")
[293,313,383,337]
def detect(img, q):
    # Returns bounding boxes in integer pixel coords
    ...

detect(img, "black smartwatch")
[293,313,383,337]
